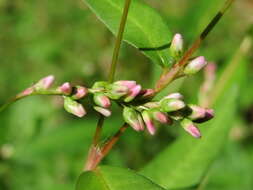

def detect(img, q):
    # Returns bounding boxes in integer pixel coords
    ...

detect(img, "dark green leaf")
[76,165,167,190]
[83,0,172,67]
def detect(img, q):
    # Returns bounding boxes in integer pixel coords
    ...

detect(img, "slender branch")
[0,90,66,113]
[101,123,128,156]
[92,115,105,146]
[155,0,235,93]
[108,0,132,83]
[84,0,132,171]
[92,123,129,169]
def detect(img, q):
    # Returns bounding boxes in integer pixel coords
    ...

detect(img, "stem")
[93,115,105,146]
[92,123,129,170]
[108,0,132,83]
[0,90,67,113]
[84,0,132,171]
[101,123,128,156]
[155,0,235,93]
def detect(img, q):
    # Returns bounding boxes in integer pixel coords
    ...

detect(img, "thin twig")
[92,123,129,168]
[108,0,132,83]
[155,0,235,93]
[93,115,105,146]
[84,0,132,171]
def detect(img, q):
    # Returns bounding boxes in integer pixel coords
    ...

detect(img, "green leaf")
[140,37,251,189]
[83,0,172,67]
[76,165,167,190]
[203,142,253,190]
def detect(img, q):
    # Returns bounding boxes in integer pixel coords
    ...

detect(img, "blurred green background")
[0,0,253,189]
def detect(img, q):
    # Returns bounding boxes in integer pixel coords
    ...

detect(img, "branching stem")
[155,0,235,93]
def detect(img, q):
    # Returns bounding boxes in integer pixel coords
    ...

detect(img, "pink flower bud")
[124,84,142,102]
[72,86,88,100]
[58,82,72,95]
[164,92,183,100]
[170,33,183,57]
[181,119,201,138]
[188,104,206,120]
[184,56,207,75]
[194,108,214,123]
[93,106,111,117]
[152,111,169,124]
[17,87,34,98]
[34,75,55,90]
[93,93,111,108]
[138,89,155,99]
[64,97,86,117]
[114,80,137,89]
[142,110,156,135]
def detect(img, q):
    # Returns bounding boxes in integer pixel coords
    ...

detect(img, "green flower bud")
[184,56,207,75]
[64,97,86,117]
[123,107,143,131]
[160,98,185,112]
[93,93,111,108]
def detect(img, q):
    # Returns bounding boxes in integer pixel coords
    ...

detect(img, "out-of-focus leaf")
[203,142,253,190]
[76,165,166,190]
[83,0,172,67]
[13,117,122,160]
[140,37,251,189]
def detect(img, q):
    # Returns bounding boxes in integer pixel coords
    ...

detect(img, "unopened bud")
[137,89,155,99]
[92,81,109,90]
[34,75,55,90]
[93,93,111,108]
[181,118,201,138]
[170,33,183,58]
[114,80,137,89]
[64,97,86,117]
[161,98,185,112]
[93,106,111,117]
[106,84,129,100]
[123,107,143,131]
[163,92,183,100]
[188,104,206,120]
[17,87,34,98]
[194,108,214,123]
[124,84,142,102]
[152,110,170,124]
[142,110,156,135]
[143,102,160,109]
[58,82,72,95]
[184,56,207,75]
[72,86,88,100]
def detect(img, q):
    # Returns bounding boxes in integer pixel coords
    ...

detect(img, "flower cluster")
[122,92,214,138]
[15,33,213,139]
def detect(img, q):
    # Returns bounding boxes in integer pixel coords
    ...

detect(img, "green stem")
[84,0,132,171]
[108,0,132,83]
[155,0,235,93]
[0,90,66,113]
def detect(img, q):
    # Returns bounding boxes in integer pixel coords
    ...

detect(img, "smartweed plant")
[1,0,248,189]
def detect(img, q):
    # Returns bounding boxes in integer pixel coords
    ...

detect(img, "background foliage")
[0,0,253,189]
